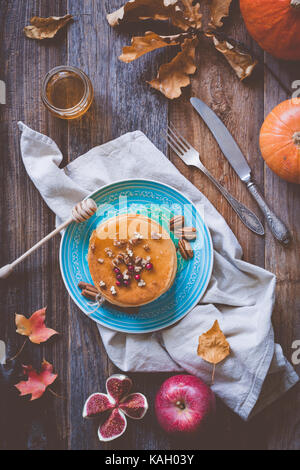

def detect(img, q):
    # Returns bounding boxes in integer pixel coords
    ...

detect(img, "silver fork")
[163,124,265,236]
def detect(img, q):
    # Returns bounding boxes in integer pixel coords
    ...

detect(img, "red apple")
[155,375,215,434]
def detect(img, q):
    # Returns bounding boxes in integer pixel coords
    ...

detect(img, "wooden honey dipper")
[0,198,98,279]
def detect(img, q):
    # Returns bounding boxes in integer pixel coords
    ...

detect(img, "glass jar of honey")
[41,66,93,119]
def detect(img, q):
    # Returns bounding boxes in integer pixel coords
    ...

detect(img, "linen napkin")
[18,122,298,421]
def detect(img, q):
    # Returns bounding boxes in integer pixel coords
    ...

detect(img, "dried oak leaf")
[107,0,202,32]
[15,307,58,345]
[15,360,58,401]
[212,35,258,81]
[24,14,73,40]
[120,31,182,63]
[209,0,233,29]
[173,0,202,31]
[149,37,198,99]
[197,320,230,365]
[107,0,175,25]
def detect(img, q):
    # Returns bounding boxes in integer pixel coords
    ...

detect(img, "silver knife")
[190,97,291,246]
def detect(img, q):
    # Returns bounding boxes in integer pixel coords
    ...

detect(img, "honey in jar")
[41,66,93,119]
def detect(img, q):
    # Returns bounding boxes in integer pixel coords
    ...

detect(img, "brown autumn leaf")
[107,0,255,98]
[107,0,202,32]
[197,320,230,365]
[107,0,177,26]
[212,35,258,80]
[209,0,233,29]
[24,14,73,40]
[173,0,202,31]
[120,31,182,63]
[149,37,198,99]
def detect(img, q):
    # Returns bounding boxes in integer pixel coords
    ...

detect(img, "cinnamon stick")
[81,289,98,301]
[78,282,98,293]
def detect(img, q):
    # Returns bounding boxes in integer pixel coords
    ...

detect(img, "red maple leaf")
[15,360,58,401]
[15,307,58,344]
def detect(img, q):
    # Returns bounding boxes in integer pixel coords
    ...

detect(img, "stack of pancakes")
[88,214,177,307]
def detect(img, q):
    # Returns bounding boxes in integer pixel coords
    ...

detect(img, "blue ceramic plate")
[59,179,213,333]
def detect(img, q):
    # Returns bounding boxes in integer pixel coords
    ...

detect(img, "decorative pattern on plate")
[60,179,213,334]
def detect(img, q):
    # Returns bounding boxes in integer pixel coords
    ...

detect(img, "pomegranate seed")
[116,280,122,287]
[116,274,123,281]
[123,280,130,287]
[128,265,134,272]
[114,267,120,274]
[135,274,141,281]
[146,263,153,271]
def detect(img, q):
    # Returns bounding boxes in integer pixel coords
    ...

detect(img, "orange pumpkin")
[259,99,300,184]
[240,0,300,61]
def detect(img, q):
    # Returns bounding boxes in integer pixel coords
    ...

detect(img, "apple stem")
[211,364,216,385]
[293,132,300,147]
[291,0,300,9]
[175,400,185,410]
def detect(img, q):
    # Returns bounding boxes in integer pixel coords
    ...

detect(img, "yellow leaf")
[197,320,230,365]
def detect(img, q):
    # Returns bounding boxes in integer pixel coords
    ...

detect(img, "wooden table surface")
[0,0,299,450]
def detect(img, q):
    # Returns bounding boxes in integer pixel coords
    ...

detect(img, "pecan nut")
[174,227,197,241]
[178,239,194,260]
[170,215,185,232]
[112,254,124,267]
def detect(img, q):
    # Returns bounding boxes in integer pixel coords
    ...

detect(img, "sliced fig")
[83,393,114,418]
[98,408,127,442]
[119,392,148,420]
[106,374,132,403]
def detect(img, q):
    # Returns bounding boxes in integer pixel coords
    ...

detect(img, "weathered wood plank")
[0,0,69,450]
[263,55,300,451]
[66,0,170,450]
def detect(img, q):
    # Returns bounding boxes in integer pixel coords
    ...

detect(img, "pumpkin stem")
[291,0,300,8]
[293,132,300,146]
